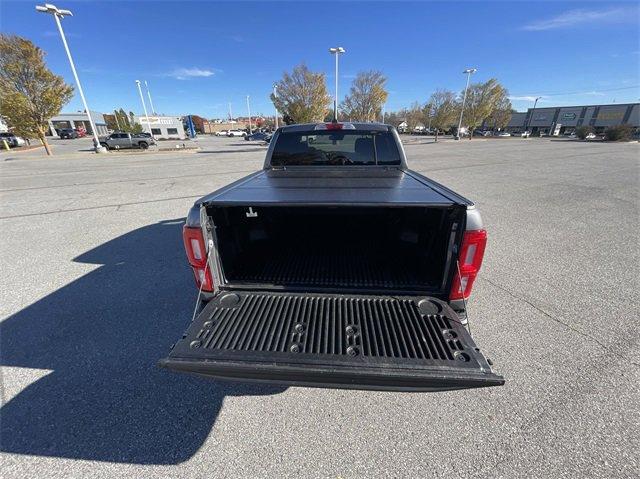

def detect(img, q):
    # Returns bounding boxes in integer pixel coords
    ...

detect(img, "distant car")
[473,130,491,137]
[214,130,228,137]
[585,132,597,140]
[244,131,271,142]
[496,132,511,137]
[518,131,531,138]
[0,132,26,147]
[227,130,247,137]
[58,128,78,139]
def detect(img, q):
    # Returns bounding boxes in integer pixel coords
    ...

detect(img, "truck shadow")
[0,218,284,464]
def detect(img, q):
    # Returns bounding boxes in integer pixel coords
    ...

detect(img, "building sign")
[139,117,175,125]
[562,113,576,120]
[598,111,624,121]
[534,115,548,121]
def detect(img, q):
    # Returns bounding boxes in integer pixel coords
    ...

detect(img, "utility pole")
[273,83,279,130]
[329,46,346,121]
[456,68,477,140]
[524,96,542,135]
[144,81,157,115]
[228,102,233,122]
[36,3,106,153]
[246,95,253,134]
[135,80,152,138]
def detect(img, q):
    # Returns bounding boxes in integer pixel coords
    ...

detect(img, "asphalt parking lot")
[1,136,638,478]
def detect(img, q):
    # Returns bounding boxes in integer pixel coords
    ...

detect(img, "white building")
[134,115,186,140]
[48,111,109,137]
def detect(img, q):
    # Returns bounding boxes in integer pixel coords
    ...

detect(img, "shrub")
[575,126,593,140]
[604,124,633,141]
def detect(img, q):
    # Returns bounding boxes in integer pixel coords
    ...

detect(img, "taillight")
[183,226,214,292]
[450,229,487,301]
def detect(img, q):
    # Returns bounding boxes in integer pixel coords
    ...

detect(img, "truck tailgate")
[160,292,504,391]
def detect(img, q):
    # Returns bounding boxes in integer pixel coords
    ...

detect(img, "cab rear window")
[271,130,401,166]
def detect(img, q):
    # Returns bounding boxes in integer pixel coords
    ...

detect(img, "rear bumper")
[160,357,504,392]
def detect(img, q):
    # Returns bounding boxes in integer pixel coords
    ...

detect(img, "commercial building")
[47,111,109,137]
[506,102,639,135]
[134,115,186,139]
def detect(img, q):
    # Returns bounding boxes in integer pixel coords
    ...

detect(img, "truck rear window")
[271,130,401,166]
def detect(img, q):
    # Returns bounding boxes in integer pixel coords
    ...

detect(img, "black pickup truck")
[160,122,504,391]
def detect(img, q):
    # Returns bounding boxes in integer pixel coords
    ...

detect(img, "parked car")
[244,131,271,142]
[160,121,505,392]
[99,132,156,150]
[473,130,492,137]
[0,132,26,147]
[227,129,247,137]
[214,130,228,136]
[586,132,597,139]
[496,132,511,137]
[58,128,78,139]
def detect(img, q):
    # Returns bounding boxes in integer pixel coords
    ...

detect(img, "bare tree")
[405,102,424,133]
[0,34,73,155]
[340,71,388,122]
[425,89,459,141]
[270,64,330,124]
[461,78,509,139]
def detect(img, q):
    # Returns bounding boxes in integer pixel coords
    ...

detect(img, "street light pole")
[144,80,157,115]
[272,83,279,130]
[246,95,252,134]
[456,68,477,140]
[36,4,106,153]
[135,80,152,138]
[329,46,345,121]
[525,96,542,135]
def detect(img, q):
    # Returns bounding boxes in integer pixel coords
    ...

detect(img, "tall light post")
[455,67,477,140]
[525,96,542,135]
[144,80,157,115]
[329,46,346,121]
[36,3,106,153]
[246,95,252,134]
[272,83,279,130]
[135,80,152,138]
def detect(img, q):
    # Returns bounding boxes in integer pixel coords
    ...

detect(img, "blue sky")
[2,1,639,118]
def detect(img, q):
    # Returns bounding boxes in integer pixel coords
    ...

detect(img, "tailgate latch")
[246,207,258,218]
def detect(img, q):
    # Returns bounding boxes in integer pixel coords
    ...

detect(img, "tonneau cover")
[197,169,468,207]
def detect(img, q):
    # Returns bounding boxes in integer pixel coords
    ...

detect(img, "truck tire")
[139,142,148,149]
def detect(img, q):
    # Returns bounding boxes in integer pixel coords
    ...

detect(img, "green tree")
[0,34,73,155]
[340,70,388,122]
[486,99,514,131]
[461,78,509,139]
[425,89,459,141]
[271,64,330,124]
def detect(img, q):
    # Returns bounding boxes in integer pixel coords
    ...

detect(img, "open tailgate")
[160,292,504,392]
